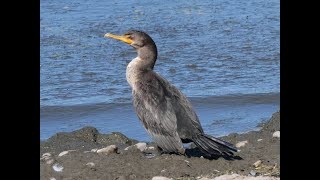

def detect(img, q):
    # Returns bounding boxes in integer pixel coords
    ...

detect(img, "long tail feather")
[193,134,238,157]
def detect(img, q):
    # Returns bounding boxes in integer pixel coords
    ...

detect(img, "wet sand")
[40,111,280,180]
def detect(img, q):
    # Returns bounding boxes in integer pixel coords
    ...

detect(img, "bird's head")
[104,30,158,66]
[105,30,155,50]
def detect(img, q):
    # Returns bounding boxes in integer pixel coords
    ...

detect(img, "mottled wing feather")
[132,72,184,153]
[165,81,204,134]
[153,73,204,138]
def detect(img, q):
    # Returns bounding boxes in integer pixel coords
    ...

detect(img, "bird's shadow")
[185,147,243,161]
[143,146,242,161]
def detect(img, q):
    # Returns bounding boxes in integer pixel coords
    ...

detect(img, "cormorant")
[105,30,238,157]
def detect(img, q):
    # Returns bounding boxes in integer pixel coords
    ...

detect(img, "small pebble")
[86,162,95,167]
[125,143,148,152]
[41,152,55,165]
[49,178,56,180]
[253,160,262,168]
[257,139,263,142]
[152,176,171,180]
[144,153,156,159]
[272,131,280,138]
[249,170,256,176]
[52,163,64,172]
[58,151,69,157]
[41,153,52,161]
[236,140,248,148]
[213,169,220,173]
[42,153,52,158]
[91,148,98,152]
[58,150,76,156]
[135,142,147,152]
[148,146,155,150]
[97,145,118,155]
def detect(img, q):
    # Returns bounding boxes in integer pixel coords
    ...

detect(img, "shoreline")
[40,111,280,179]
[40,92,279,141]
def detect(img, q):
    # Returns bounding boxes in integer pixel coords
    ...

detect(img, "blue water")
[40,0,280,141]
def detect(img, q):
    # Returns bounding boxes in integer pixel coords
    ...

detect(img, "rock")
[272,131,280,138]
[41,152,55,164]
[134,142,147,152]
[257,139,263,142]
[42,152,52,158]
[49,178,56,180]
[152,176,172,180]
[52,163,64,172]
[253,160,262,168]
[236,140,248,148]
[58,150,76,157]
[249,170,256,176]
[91,148,98,152]
[86,162,95,167]
[148,146,155,150]
[41,153,52,161]
[144,153,156,159]
[97,145,118,155]
[58,151,69,157]
[41,156,52,161]
[213,169,220,173]
[124,142,148,152]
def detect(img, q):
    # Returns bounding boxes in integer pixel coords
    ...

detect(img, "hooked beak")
[104,33,133,44]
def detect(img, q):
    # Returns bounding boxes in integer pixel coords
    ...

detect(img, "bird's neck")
[126,45,157,88]
[136,44,157,70]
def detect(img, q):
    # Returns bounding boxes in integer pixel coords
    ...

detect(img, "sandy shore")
[40,111,280,180]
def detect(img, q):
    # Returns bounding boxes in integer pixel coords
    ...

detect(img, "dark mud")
[40,111,280,180]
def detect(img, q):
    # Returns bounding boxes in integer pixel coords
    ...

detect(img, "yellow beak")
[104,33,133,44]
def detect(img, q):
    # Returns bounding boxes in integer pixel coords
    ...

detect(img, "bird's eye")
[124,34,132,39]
